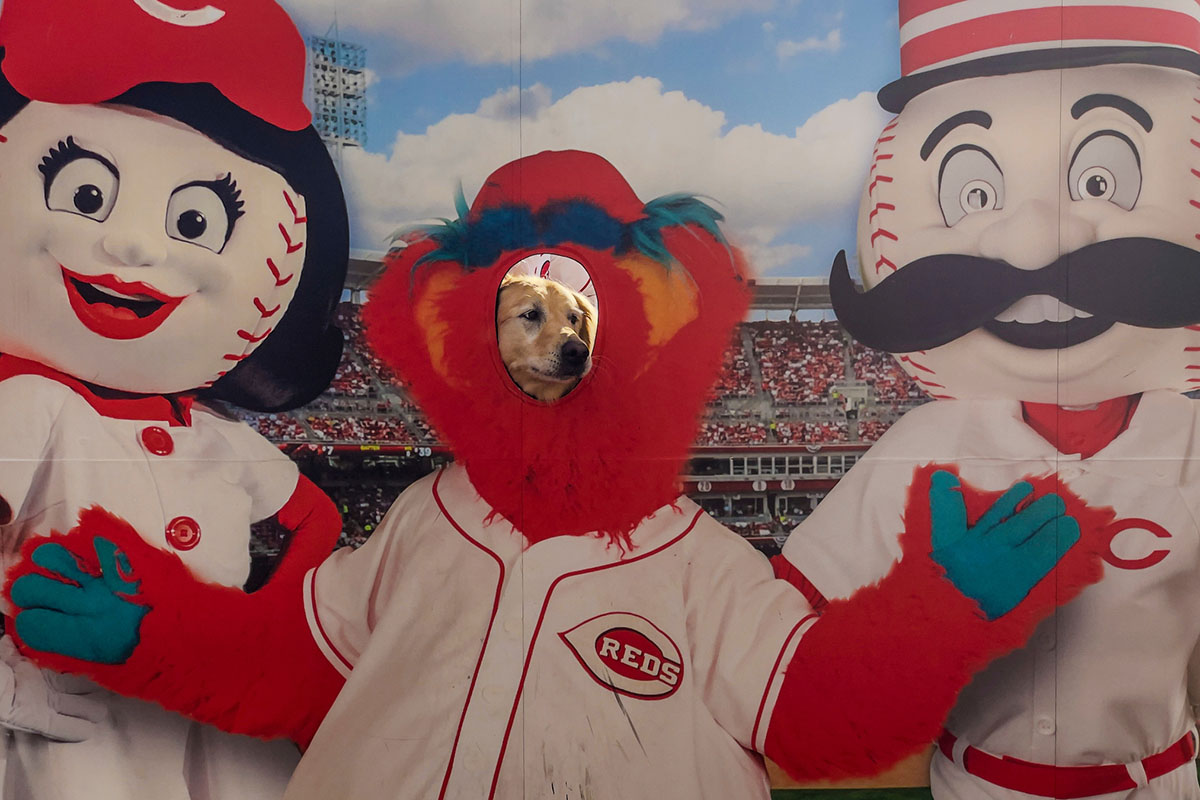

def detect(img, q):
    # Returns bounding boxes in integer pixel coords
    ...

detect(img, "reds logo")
[1102,518,1172,571]
[559,612,684,700]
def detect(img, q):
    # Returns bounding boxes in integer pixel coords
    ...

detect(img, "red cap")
[470,150,646,223]
[881,0,1200,111]
[0,0,311,131]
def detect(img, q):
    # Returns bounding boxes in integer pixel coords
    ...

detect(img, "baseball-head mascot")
[364,149,748,544]
[783,1,1200,796]
[0,0,349,796]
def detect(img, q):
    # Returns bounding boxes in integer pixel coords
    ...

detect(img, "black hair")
[0,51,349,412]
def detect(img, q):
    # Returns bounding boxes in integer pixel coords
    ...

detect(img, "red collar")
[1021,395,1140,459]
[0,355,194,427]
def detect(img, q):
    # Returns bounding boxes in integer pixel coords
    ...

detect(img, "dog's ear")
[576,293,598,350]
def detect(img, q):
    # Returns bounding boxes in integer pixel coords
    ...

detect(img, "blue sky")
[282,0,900,278]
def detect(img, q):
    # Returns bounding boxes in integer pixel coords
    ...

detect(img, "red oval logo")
[560,612,684,699]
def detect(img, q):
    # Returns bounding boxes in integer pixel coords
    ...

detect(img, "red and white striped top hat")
[880,0,1200,111]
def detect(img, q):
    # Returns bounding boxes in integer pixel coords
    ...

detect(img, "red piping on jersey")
[305,569,353,674]
[750,613,816,751]
[484,508,703,799]
[0,353,194,426]
[771,555,830,611]
[433,470,508,800]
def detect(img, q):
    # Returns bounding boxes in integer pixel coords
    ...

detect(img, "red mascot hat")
[882,0,1200,111]
[365,150,750,545]
[0,0,310,130]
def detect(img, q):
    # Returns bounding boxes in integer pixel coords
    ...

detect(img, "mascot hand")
[0,635,106,742]
[929,470,1080,619]
[10,537,147,664]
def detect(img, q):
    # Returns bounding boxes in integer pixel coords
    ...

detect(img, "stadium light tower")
[307,20,367,174]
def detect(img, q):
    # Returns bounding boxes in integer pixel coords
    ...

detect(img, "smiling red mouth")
[61,267,184,340]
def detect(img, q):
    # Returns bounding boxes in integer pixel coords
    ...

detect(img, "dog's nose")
[561,339,589,370]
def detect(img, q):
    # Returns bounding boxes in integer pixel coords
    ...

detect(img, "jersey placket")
[439,534,609,799]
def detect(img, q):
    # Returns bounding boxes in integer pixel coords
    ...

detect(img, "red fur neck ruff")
[364,150,750,545]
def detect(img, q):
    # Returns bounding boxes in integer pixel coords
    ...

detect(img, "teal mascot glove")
[929,469,1081,619]
[10,537,147,664]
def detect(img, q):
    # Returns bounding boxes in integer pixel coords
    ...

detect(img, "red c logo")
[1102,518,1171,571]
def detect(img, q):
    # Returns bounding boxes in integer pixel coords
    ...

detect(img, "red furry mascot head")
[365,150,750,545]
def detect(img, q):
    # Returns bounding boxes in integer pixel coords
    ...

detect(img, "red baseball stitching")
[210,193,307,387]
[266,257,295,287]
[911,375,946,390]
[870,228,898,246]
[867,174,893,196]
[898,354,936,374]
[237,327,273,343]
[875,255,897,273]
[869,202,896,223]
[254,297,282,318]
[278,224,304,254]
[283,190,307,224]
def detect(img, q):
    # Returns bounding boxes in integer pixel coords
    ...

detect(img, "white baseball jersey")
[783,391,1200,799]
[0,368,302,800]
[293,462,816,800]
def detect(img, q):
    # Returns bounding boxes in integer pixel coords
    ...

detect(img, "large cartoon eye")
[1068,131,1141,210]
[41,138,119,222]
[938,145,1004,227]
[165,176,243,253]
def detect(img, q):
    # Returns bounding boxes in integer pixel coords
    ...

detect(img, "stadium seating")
[749,320,847,405]
[851,342,926,404]
[239,305,927,452]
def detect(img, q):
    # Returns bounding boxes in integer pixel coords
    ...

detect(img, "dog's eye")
[568,313,579,326]
[520,309,541,322]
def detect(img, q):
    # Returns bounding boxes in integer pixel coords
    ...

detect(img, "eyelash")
[210,173,246,224]
[38,136,118,193]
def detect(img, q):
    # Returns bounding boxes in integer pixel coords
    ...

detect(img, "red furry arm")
[6,476,344,747]
[765,466,1110,782]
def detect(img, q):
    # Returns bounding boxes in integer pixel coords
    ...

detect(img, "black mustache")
[830,238,1200,353]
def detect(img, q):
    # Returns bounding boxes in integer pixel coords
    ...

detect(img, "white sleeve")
[220,419,300,521]
[684,517,818,753]
[780,454,913,601]
[0,376,69,526]
[303,480,429,675]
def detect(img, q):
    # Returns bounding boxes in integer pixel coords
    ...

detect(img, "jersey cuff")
[303,567,354,679]
[751,612,819,753]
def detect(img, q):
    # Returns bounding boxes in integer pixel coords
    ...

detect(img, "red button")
[165,516,201,551]
[141,426,174,456]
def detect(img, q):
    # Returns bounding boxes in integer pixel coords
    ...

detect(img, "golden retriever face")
[496,275,596,402]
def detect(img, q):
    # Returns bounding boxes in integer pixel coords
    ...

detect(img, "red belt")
[937,730,1197,799]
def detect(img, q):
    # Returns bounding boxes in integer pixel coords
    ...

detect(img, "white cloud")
[338,79,888,276]
[776,28,842,60]
[475,84,553,120]
[281,0,773,68]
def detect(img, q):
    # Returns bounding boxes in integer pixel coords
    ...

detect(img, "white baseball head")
[842,2,1200,405]
[0,101,308,394]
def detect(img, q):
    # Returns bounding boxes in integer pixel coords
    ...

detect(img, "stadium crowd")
[851,343,925,404]
[773,420,848,444]
[750,321,846,405]
[306,414,416,443]
[236,306,925,452]
[709,337,757,400]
